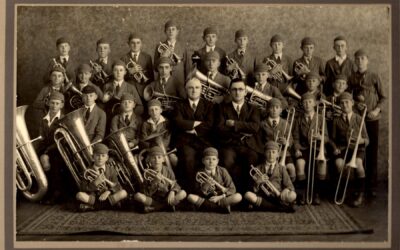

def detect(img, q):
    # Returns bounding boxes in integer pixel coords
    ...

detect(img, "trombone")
[334,106,367,205]
[306,102,327,205]
[275,107,296,166]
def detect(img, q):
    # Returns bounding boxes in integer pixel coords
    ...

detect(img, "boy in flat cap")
[303,72,326,101]
[90,38,114,89]
[326,74,348,121]
[81,85,107,143]
[330,92,369,207]
[256,98,296,182]
[293,37,326,95]
[325,36,356,96]
[120,32,154,98]
[192,26,227,74]
[76,143,128,211]
[187,147,242,213]
[134,146,186,212]
[154,20,190,85]
[226,29,256,83]
[244,141,296,212]
[348,49,386,198]
[259,34,293,94]
[110,93,143,149]
[292,93,329,205]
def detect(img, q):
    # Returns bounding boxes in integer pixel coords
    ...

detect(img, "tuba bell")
[16,105,48,201]
[143,85,182,111]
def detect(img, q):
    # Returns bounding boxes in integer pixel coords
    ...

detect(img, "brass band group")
[16,20,386,214]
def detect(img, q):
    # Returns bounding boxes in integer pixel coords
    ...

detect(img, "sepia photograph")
[7,2,398,249]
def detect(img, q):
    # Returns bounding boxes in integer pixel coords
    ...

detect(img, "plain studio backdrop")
[16,4,390,180]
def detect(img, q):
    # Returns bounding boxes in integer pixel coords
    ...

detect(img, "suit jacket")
[82,105,107,143]
[257,54,293,94]
[293,56,326,95]
[173,98,214,148]
[292,112,329,151]
[194,46,227,74]
[325,57,355,95]
[80,164,122,194]
[90,57,115,88]
[195,166,236,197]
[120,51,154,84]
[227,49,256,84]
[154,40,190,84]
[110,112,142,145]
[65,82,104,112]
[32,86,66,115]
[252,163,294,194]
[140,116,171,149]
[148,75,186,99]
[215,101,260,151]
[43,56,77,85]
[37,111,64,154]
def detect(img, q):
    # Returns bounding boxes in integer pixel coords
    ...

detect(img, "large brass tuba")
[186,68,228,103]
[143,85,182,111]
[105,127,144,193]
[16,105,48,201]
[54,108,94,187]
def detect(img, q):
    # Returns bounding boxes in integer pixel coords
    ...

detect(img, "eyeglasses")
[231,88,245,92]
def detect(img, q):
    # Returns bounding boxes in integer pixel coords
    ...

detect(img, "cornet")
[225,56,246,80]
[126,58,149,82]
[195,171,228,196]
[143,168,176,187]
[157,42,183,64]
[249,165,281,198]
[89,60,110,84]
[263,58,293,82]
[294,61,310,80]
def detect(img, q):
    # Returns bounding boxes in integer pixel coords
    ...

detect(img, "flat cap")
[264,141,280,151]
[81,85,97,94]
[51,65,66,74]
[334,35,347,42]
[301,92,316,101]
[128,32,141,41]
[335,74,348,82]
[254,63,270,73]
[301,37,315,47]
[339,92,353,101]
[112,60,126,68]
[305,72,321,81]
[205,51,220,60]
[203,147,219,157]
[121,93,135,102]
[270,34,283,44]
[203,27,218,36]
[148,146,164,156]
[93,143,109,154]
[48,91,65,102]
[56,37,69,47]
[157,56,173,66]
[235,29,247,39]
[77,63,92,73]
[164,20,179,30]
[354,49,368,57]
[268,98,282,107]
[96,38,110,46]
[147,99,162,107]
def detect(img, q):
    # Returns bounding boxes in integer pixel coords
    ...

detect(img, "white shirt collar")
[60,55,69,62]
[232,101,244,112]
[147,115,166,126]
[205,168,216,176]
[131,51,140,58]
[43,110,61,127]
[122,111,133,119]
[189,99,200,108]
[335,54,347,65]
[265,161,276,172]
[343,112,353,121]
[306,111,315,120]
[206,45,216,52]
[114,80,123,87]
[237,49,246,55]
[159,76,170,84]
[167,40,176,47]
[84,103,96,112]
[274,53,283,60]
[268,117,280,124]
[207,71,217,79]
[99,57,108,64]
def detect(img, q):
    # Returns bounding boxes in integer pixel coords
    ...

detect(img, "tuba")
[16,105,48,201]
[334,105,367,205]
[225,56,246,80]
[195,171,228,196]
[143,85,182,111]
[186,67,228,103]
[89,60,110,84]
[263,58,293,82]
[105,127,144,193]
[245,85,272,111]
[249,165,281,198]
[126,58,149,82]
[157,42,183,64]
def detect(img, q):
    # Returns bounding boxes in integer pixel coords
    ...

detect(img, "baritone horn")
[143,85,182,111]
[68,85,84,110]
[249,165,281,198]
[157,42,183,64]
[334,105,367,205]
[306,102,327,205]
[195,171,228,196]
[245,85,272,111]
[16,105,48,201]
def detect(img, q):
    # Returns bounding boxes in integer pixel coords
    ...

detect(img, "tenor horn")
[263,58,293,82]
[126,58,149,82]
[143,85,182,111]
[16,105,48,201]
[157,42,183,64]
[195,171,228,196]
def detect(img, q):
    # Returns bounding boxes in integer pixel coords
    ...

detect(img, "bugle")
[225,56,246,80]
[143,85,182,111]
[195,171,228,196]
[249,165,281,198]
[334,106,367,205]
[16,105,48,201]
[306,102,327,205]
[126,58,149,82]
[157,42,183,64]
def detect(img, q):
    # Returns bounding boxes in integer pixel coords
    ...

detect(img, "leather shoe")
[297,194,305,205]
[143,206,155,213]
[313,193,321,205]
[79,204,95,212]
[352,192,364,207]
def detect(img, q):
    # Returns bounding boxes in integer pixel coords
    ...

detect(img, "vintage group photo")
[14,4,391,247]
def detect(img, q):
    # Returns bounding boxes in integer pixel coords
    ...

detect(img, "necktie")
[276,56,281,64]
[208,72,214,80]
[268,165,273,177]
[255,83,262,91]
[236,105,240,116]
[100,58,106,65]
[239,50,244,57]
[160,78,165,85]
[306,116,311,124]
[210,47,214,52]
[191,102,197,112]
[134,54,138,62]
[62,57,67,65]
[124,114,130,125]
[272,120,277,128]
[115,84,120,95]
[85,107,90,122]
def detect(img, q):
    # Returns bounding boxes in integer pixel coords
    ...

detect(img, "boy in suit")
[187,147,242,213]
[293,93,328,205]
[326,74,348,121]
[110,93,142,148]
[244,141,296,212]
[76,143,128,211]
[120,32,154,99]
[193,26,227,74]
[227,29,256,83]
[90,38,114,89]
[81,85,106,143]
[134,146,186,212]
[348,49,386,198]
[293,37,326,95]
[303,72,326,101]
[325,36,355,96]
[331,92,369,207]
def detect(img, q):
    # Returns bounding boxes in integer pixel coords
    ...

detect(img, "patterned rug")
[17,202,372,236]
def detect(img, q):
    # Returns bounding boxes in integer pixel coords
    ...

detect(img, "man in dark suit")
[90,38,115,89]
[173,77,215,191]
[215,79,260,193]
[120,32,154,99]
[193,26,227,75]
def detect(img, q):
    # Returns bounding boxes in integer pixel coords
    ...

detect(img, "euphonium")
[249,165,281,198]
[334,105,367,205]
[143,85,182,111]
[277,107,296,166]
[157,42,183,64]
[16,105,48,201]
[195,171,228,196]
[186,68,228,103]
[263,58,293,82]
[294,61,311,79]
[143,168,176,187]
[126,58,149,82]
[105,127,144,192]
[306,102,327,205]
[225,56,246,80]
[89,60,110,84]
[245,85,273,111]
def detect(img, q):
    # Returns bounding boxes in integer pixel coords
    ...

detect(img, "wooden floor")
[16,181,388,243]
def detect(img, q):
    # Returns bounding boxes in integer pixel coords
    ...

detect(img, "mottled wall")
[16,5,391,180]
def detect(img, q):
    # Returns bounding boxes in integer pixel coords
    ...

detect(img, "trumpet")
[294,61,310,80]
[16,105,48,201]
[276,107,296,166]
[334,105,367,205]
[143,85,182,111]
[249,165,281,198]
[195,171,228,196]
[89,60,110,84]
[245,85,273,111]
[143,168,176,187]
[225,56,246,80]
[306,102,327,205]
[157,42,183,64]
[263,58,293,82]
[126,58,149,82]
